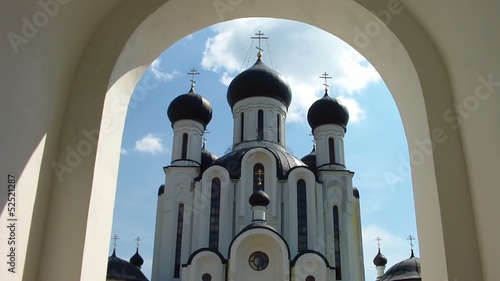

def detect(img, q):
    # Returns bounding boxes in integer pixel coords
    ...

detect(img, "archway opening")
[109,18,419,281]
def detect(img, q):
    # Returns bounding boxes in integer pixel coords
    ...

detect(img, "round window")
[202,273,212,281]
[248,251,269,271]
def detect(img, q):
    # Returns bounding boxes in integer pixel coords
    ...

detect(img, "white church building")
[152,49,365,281]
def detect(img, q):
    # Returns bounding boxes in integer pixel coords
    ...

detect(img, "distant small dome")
[307,92,349,131]
[380,252,421,281]
[373,249,388,266]
[249,190,270,207]
[353,187,360,199]
[300,145,317,172]
[227,58,292,109]
[167,87,212,128]
[158,184,165,196]
[200,143,218,173]
[107,250,149,281]
[130,248,144,267]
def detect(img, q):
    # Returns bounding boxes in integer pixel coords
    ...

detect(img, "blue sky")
[110,18,419,281]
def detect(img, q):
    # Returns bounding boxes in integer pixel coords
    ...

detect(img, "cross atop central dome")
[226,31,292,110]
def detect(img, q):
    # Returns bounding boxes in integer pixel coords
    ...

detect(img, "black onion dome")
[227,58,292,109]
[107,250,148,281]
[130,248,144,267]
[167,87,212,128]
[300,145,317,171]
[307,92,349,130]
[380,254,421,281]
[249,190,270,207]
[373,249,388,266]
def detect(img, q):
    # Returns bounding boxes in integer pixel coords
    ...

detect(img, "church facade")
[152,51,364,281]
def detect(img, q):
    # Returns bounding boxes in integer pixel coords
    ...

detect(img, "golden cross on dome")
[375,236,382,248]
[187,68,200,88]
[320,72,332,93]
[111,234,119,249]
[135,236,142,248]
[255,169,264,186]
[251,31,268,58]
[407,235,415,250]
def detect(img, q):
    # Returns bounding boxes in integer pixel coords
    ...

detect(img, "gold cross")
[255,169,264,185]
[187,68,200,87]
[251,31,268,58]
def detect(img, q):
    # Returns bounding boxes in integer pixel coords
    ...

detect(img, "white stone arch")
[197,167,232,251]
[292,252,334,281]
[286,167,317,255]
[228,228,290,281]
[4,0,487,280]
[182,250,225,281]
[240,147,279,218]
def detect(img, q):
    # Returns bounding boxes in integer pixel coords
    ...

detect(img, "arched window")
[174,203,184,278]
[209,178,221,249]
[181,133,188,159]
[276,113,281,143]
[240,112,245,142]
[328,137,335,164]
[297,179,308,251]
[253,163,265,191]
[257,110,264,140]
[333,205,341,280]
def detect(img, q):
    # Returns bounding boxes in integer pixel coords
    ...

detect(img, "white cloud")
[120,148,128,155]
[337,96,366,123]
[150,58,179,82]
[219,72,234,86]
[201,18,281,73]
[134,133,164,154]
[200,18,381,123]
[201,30,240,73]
